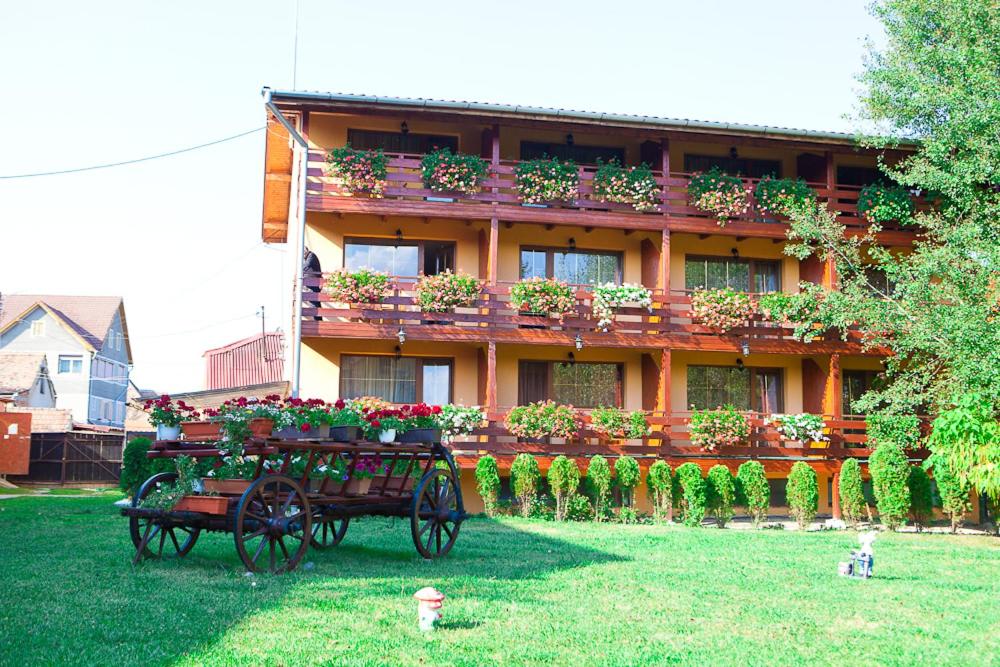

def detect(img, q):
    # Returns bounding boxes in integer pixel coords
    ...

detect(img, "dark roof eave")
[266,89,919,148]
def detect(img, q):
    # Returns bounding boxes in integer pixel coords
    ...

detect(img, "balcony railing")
[306,150,922,233]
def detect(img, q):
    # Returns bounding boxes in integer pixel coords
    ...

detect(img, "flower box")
[341,477,372,496]
[201,479,251,495]
[329,425,363,442]
[398,428,442,444]
[180,421,223,441]
[383,475,416,492]
[249,418,275,438]
[274,424,331,440]
[173,495,229,515]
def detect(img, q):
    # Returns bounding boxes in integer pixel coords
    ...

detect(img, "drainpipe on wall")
[262,87,309,398]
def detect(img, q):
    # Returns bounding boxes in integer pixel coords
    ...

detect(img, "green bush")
[839,458,867,528]
[528,494,555,521]
[586,455,613,522]
[475,456,501,517]
[566,494,594,521]
[931,457,972,533]
[614,456,641,508]
[675,463,707,527]
[618,506,640,524]
[907,466,934,530]
[510,453,541,518]
[786,462,818,529]
[547,455,581,521]
[646,460,673,522]
[866,413,922,450]
[869,443,911,530]
[706,464,736,528]
[736,460,770,527]
[120,437,172,499]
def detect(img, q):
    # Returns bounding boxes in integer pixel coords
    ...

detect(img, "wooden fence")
[10,432,137,485]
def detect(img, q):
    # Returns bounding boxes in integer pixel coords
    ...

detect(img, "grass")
[0,495,998,666]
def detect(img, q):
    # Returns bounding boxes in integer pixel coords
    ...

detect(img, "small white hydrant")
[414,587,445,631]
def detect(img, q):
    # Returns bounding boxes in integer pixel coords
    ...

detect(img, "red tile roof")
[0,354,47,394]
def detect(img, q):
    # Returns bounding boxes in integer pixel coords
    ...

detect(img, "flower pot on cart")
[181,421,223,441]
[342,477,372,496]
[384,475,416,492]
[377,429,397,444]
[329,425,363,442]
[173,495,229,515]
[201,478,252,495]
[156,424,181,441]
[249,418,275,438]
[398,428,442,444]
[274,424,331,439]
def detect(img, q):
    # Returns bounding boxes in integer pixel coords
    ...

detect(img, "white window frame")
[31,321,45,337]
[58,355,83,374]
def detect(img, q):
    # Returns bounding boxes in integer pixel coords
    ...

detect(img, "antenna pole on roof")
[292,0,301,89]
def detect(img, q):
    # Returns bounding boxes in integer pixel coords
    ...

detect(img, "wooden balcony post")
[485,341,497,412]
[487,216,499,285]
[660,137,671,215]
[824,353,843,419]
[824,150,835,192]
[659,348,671,414]
[660,229,671,293]
[831,470,842,520]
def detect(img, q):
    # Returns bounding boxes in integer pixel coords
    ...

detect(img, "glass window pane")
[520,250,547,279]
[726,261,750,291]
[394,246,418,276]
[754,370,782,413]
[705,260,728,290]
[422,363,451,405]
[687,366,751,410]
[685,259,707,290]
[754,261,781,293]
[552,363,620,408]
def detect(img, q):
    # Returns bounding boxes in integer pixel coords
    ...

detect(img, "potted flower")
[857,182,914,224]
[363,407,408,443]
[688,405,751,451]
[591,159,660,212]
[215,395,288,443]
[509,277,577,321]
[325,268,395,305]
[589,406,651,440]
[413,270,483,312]
[591,282,654,331]
[343,455,385,496]
[767,413,827,447]
[689,288,755,332]
[754,176,815,217]
[324,145,388,196]
[327,399,367,441]
[398,403,444,443]
[514,157,579,205]
[182,408,224,441]
[142,395,197,441]
[504,401,579,441]
[273,397,332,439]
[438,404,487,443]
[687,167,750,224]
[420,148,489,196]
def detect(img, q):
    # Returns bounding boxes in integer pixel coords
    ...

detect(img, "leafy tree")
[869,443,911,530]
[927,454,972,533]
[566,494,594,521]
[474,456,501,517]
[907,465,934,530]
[927,393,1000,504]
[547,455,581,521]
[646,460,673,522]
[786,462,818,529]
[675,463,706,527]
[614,456,641,508]
[736,460,770,527]
[510,453,540,518]
[706,465,736,528]
[586,455,612,522]
[838,458,868,528]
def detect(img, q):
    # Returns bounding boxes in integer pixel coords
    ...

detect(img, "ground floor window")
[339,355,452,404]
[518,360,623,408]
[686,365,783,413]
[842,369,881,415]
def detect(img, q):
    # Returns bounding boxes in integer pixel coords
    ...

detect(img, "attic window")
[31,321,45,337]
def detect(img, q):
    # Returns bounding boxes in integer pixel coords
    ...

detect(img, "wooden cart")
[120,436,466,573]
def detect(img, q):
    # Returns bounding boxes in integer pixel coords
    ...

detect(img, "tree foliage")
[786,462,818,529]
[646,460,673,522]
[736,460,770,527]
[614,456,641,508]
[907,465,934,529]
[675,463,706,527]
[475,456,501,517]
[586,455,612,522]
[927,393,1000,502]
[838,458,868,528]
[547,455,581,521]
[510,453,540,519]
[120,437,173,498]
[926,454,972,532]
[706,465,736,528]
[869,443,912,530]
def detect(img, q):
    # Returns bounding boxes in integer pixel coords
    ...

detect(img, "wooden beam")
[660,348,671,414]
[831,470,842,519]
[487,217,499,284]
[824,353,843,419]
[485,341,497,411]
[660,230,671,293]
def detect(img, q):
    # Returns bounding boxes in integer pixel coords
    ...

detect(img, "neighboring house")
[170,381,290,412]
[204,332,284,390]
[125,380,158,432]
[0,295,132,428]
[0,353,56,408]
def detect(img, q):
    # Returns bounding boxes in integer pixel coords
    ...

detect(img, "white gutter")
[262,86,309,398]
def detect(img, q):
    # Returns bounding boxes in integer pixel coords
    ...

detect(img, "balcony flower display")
[349,396,392,414]
[420,148,489,195]
[857,182,915,224]
[590,406,651,440]
[767,413,827,443]
[505,401,579,440]
[591,282,654,331]
[753,177,815,217]
[438,404,487,443]
[591,160,660,212]
[325,268,394,304]
[688,405,751,451]
[688,167,750,223]
[325,145,389,196]
[757,291,827,339]
[413,270,484,312]
[510,277,577,321]
[689,288,754,332]
[514,157,579,204]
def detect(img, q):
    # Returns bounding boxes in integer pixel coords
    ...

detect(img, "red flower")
[300,423,311,432]
[370,420,381,429]
[432,405,442,414]
[334,399,345,410]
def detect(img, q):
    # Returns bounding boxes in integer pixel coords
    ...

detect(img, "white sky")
[0,0,883,392]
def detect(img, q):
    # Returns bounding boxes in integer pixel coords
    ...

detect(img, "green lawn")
[0,495,997,666]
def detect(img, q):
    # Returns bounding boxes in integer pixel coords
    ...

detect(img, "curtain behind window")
[341,356,417,403]
[552,363,621,408]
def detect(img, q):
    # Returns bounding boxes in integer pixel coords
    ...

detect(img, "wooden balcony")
[301,275,870,354]
[305,151,921,243]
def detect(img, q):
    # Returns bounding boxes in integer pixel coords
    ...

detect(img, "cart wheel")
[411,469,462,559]
[234,475,312,574]
[129,472,200,561]
[310,512,349,549]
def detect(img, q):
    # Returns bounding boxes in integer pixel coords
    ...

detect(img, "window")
[57,355,83,374]
[842,370,881,416]
[863,266,896,297]
[836,166,883,188]
[518,361,623,408]
[346,129,457,155]
[344,238,455,277]
[31,321,45,337]
[519,247,622,285]
[339,355,452,404]
[684,256,781,292]
[684,154,781,179]
[687,365,783,413]
[520,141,625,166]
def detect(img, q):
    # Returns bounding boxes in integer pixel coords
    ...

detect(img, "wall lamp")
[394,345,402,359]
[575,334,584,351]
[568,237,577,251]
[567,351,576,365]
[395,229,404,245]
[740,340,751,357]
[731,247,740,258]
[400,121,409,135]
[566,133,574,146]
[397,327,406,345]
[729,146,739,159]
[736,358,745,371]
